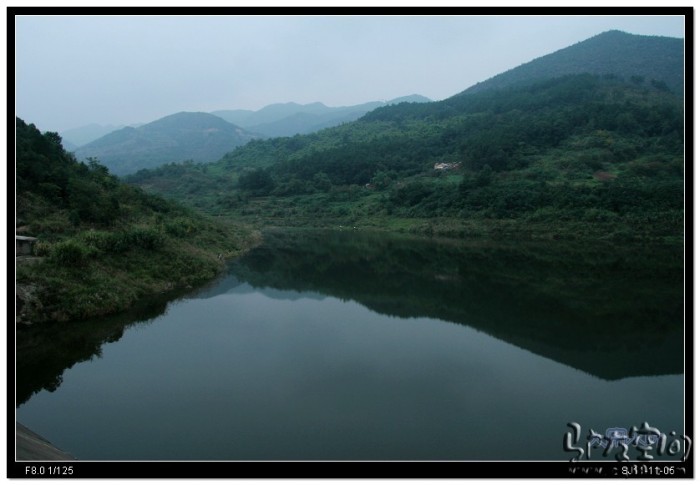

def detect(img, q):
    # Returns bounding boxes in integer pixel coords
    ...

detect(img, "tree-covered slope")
[126,73,683,241]
[15,117,258,325]
[460,30,683,96]
[74,112,259,176]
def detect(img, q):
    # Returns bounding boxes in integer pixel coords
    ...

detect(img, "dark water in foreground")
[16,230,686,460]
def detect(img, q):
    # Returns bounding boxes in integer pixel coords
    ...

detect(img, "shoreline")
[16,422,75,461]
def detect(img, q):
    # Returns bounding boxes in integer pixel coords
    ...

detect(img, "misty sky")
[15,14,685,133]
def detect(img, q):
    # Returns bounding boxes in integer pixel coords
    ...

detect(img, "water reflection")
[15,229,685,460]
[16,229,683,409]
[227,229,684,381]
[16,289,185,406]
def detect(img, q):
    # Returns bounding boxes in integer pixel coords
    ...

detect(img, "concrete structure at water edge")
[16,236,37,256]
[16,423,75,460]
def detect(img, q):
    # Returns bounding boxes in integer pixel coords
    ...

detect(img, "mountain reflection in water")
[225,229,683,381]
[16,229,683,409]
[15,229,686,461]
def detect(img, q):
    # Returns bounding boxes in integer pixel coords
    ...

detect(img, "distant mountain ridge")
[60,123,130,148]
[74,112,258,176]
[59,94,431,156]
[459,30,683,96]
[212,94,431,137]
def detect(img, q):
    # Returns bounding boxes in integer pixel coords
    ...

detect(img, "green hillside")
[461,30,683,95]
[15,117,258,325]
[74,112,259,176]
[126,73,683,242]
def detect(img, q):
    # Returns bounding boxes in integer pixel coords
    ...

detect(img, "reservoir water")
[16,229,686,460]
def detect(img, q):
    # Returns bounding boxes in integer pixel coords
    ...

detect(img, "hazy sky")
[15,13,685,132]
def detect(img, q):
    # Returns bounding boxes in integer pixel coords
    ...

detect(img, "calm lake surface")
[16,229,686,460]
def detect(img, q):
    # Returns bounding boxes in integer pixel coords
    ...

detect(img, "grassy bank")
[15,117,261,325]
[16,214,260,325]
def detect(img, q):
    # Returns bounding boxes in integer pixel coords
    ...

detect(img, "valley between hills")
[16,30,685,324]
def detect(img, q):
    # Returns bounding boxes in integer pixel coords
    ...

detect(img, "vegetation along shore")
[15,118,260,325]
[15,31,685,325]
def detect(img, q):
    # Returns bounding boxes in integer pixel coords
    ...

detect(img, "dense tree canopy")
[125,74,683,240]
[15,117,256,324]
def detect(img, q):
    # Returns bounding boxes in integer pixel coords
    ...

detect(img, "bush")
[582,208,618,222]
[33,240,53,257]
[78,227,164,253]
[80,230,114,251]
[50,239,93,266]
[238,169,275,196]
[127,227,163,250]
[390,181,434,207]
[526,207,563,222]
[609,227,636,242]
[164,217,199,237]
[67,178,120,225]
[271,177,311,196]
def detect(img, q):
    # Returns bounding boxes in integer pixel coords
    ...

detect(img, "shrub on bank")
[79,227,164,254]
[49,239,94,266]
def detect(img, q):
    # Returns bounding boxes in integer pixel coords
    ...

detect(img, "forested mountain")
[127,74,683,240]
[212,95,431,137]
[126,31,684,242]
[460,30,683,96]
[15,117,256,324]
[74,112,259,176]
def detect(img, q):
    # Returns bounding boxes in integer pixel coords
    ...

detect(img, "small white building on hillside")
[434,162,461,171]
